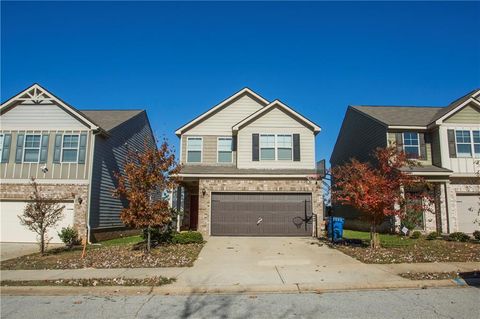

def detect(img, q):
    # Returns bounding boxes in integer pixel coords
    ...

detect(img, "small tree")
[332,146,432,248]
[19,178,65,255]
[113,140,181,252]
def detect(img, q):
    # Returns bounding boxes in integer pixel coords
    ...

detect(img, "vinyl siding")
[184,95,264,136]
[444,104,480,124]
[181,135,236,166]
[89,112,156,229]
[236,107,315,169]
[387,131,433,166]
[330,108,387,166]
[0,130,91,180]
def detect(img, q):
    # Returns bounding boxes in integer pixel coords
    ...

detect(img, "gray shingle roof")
[180,166,315,176]
[80,110,144,131]
[399,165,452,174]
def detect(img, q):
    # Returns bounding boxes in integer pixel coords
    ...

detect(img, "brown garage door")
[211,193,313,236]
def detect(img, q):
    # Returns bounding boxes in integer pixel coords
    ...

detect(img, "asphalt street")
[1,287,479,319]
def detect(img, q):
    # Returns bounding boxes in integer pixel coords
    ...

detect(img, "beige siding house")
[0,84,156,243]
[331,89,480,234]
[173,88,324,237]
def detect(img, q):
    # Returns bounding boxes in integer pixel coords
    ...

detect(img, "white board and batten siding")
[237,107,316,169]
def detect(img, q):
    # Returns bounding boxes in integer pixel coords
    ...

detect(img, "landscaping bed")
[1,235,204,270]
[400,271,479,281]
[1,276,174,287]
[327,230,480,264]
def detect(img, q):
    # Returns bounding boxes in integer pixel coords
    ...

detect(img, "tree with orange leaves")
[113,140,182,252]
[331,145,432,248]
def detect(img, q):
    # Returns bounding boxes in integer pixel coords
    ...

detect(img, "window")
[217,137,233,163]
[23,134,41,162]
[260,134,275,160]
[277,134,292,160]
[456,130,472,157]
[473,131,480,157]
[403,132,420,158]
[187,137,202,163]
[62,134,79,162]
[0,134,4,160]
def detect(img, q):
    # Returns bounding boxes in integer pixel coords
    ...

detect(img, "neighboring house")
[331,89,480,234]
[172,88,323,237]
[0,84,156,243]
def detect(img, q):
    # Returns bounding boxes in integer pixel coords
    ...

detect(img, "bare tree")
[19,178,65,255]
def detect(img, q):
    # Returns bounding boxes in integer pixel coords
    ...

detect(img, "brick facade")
[0,182,89,240]
[196,178,324,238]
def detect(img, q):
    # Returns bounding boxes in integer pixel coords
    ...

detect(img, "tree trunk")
[370,223,380,249]
[40,231,45,255]
[147,226,151,253]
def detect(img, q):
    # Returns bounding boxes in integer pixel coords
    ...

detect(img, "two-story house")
[0,84,156,243]
[172,88,323,237]
[331,89,480,234]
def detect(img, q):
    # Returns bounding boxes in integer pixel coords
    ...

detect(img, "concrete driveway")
[0,243,62,261]
[176,237,404,288]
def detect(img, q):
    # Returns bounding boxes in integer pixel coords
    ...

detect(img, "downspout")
[85,132,97,244]
[443,182,450,234]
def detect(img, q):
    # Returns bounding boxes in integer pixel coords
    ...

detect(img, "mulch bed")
[330,240,480,264]
[400,271,480,281]
[0,276,175,287]
[0,243,204,270]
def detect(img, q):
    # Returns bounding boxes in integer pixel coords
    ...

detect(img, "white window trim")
[259,133,294,162]
[455,130,475,158]
[402,132,420,159]
[186,136,203,163]
[23,134,42,163]
[61,134,80,163]
[217,137,233,163]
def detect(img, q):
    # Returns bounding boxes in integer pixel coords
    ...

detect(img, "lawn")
[1,235,204,270]
[331,230,480,264]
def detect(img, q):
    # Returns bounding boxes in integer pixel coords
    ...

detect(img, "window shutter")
[447,129,457,158]
[232,136,237,152]
[293,134,301,161]
[39,134,49,163]
[78,132,87,164]
[15,133,25,163]
[395,133,403,153]
[53,134,62,163]
[252,134,259,161]
[1,134,12,163]
[419,133,427,160]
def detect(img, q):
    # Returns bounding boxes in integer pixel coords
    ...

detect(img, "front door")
[189,195,199,230]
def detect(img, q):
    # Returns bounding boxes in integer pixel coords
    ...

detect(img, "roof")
[179,166,315,176]
[399,165,453,174]
[80,110,144,132]
[351,88,480,127]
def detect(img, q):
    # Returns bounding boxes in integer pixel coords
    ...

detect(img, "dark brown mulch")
[333,240,480,264]
[400,271,480,281]
[0,243,204,270]
[1,276,175,287]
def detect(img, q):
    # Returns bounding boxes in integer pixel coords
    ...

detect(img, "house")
[172,88,324,237]
[0,84,156,243]
[331,89,480,234]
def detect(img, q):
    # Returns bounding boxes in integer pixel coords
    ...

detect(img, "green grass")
[98,235,143,247]
[342,230,415,248]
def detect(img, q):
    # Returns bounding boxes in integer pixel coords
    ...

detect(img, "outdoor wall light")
[77,197,83,205]
[202,188,206,196]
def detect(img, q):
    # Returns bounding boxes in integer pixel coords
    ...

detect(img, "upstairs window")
[187,137,202,163]
[277,134,293,160]
[403,132,420,159]
[217,137,233,163]
[455,130,472,157]
[473,131,480,157]
[0,134,4,160]
[62,134,79,162]
[23,134,42,162]
[260,134,275,160]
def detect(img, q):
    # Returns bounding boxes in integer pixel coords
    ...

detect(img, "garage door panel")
[456,194,480,234]
[211,193,313,236]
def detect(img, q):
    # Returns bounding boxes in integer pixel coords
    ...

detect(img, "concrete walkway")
[0,243,62,261]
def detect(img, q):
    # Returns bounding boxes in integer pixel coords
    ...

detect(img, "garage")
[211,193,313,236]
[0,200,75,243]
[456,194,480,234]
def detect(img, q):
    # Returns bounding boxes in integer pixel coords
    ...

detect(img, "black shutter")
[252,134,259,161]
[293,134,300,161]
[232,136,237,152]
[78,133,87,164]
[39,134,49,163]
[419,133,427,160]
[53,134,62,163]
[395,132,403,153]
[15,133,25,163]
[447,129,457,158]
[1,134,12,163]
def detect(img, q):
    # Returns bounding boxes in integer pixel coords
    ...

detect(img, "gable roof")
[232,100,321,134]
[175,87,269,136]
[81,110,144,132]
[351,88,480,128]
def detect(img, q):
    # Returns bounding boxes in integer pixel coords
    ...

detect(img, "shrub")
[472,230,480,241]
[172,231,203,244]
[426,231,439,240]
[448,232,470,242]
[410,231,422,239]
[142,225,175,244]
[57,226,80,249]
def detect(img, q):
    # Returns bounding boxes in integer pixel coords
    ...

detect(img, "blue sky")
[2,1,479,164]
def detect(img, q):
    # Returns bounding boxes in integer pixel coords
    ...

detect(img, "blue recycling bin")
[328,217,345,242]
